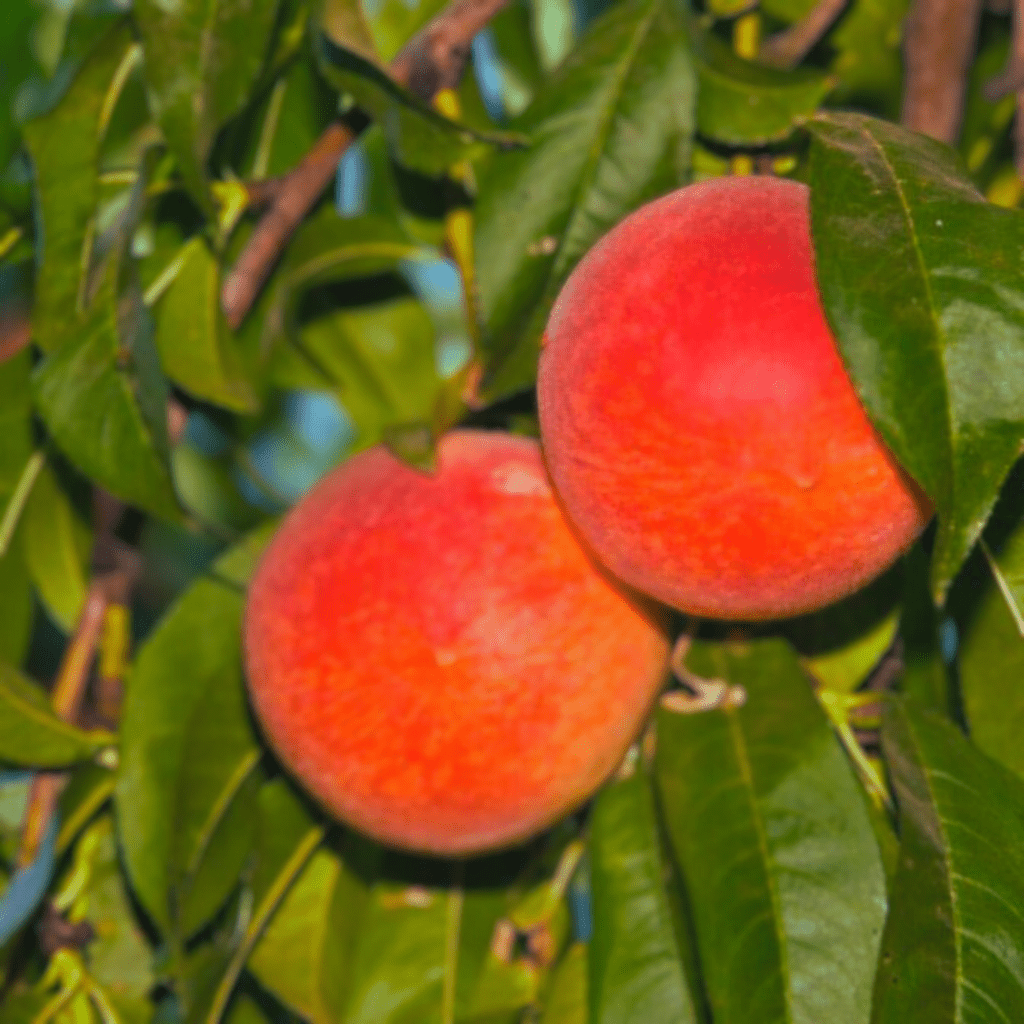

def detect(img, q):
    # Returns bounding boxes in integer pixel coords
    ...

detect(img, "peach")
[537,176,932,621]
[243,430,669,855]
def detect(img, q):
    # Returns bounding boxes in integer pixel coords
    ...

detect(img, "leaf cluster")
[2,0,1024,1022]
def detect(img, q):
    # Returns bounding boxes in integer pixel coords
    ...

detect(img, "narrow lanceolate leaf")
[0,350,33,494]
[0,662,114,767]
[474,0,696,401]
[190,779,325,1024]
[21,22,134,354]
[133,0,282,211]
[808,111,1024,601]
[694,29,834,146]
[261,206,425,350]
[656,639,887,1024]
[33,269,181,521]
[873,699,1024,1021]
[156,238,259,413]
[116,526,273,935]
[588,767,698,1024]
[540,943,588,1024]
[957,477,1024,780]
[248,845,368,1024]
[21,463,91,634]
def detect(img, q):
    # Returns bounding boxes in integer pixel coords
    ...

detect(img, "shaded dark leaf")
[808,112,1024,600]
[873,699,1024,1022]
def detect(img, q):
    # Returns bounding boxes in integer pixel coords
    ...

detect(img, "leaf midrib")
[726,710,793,1024]
[856,119,956,501]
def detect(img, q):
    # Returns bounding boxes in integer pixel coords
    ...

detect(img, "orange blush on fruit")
[538,175,932,621]
[243,430,669,856]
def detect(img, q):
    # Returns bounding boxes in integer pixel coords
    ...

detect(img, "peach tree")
[1,0,1024,1022]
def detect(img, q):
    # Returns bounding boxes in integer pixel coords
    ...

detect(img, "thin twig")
[17,497,140,866]
[759,0,850,70]
[901,0,984,144]
[221,0,513,329]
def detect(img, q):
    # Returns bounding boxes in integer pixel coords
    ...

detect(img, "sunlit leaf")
[21,463,91,634]
[657,639,887,1024]
[21,22,134,354]
[116,526,272,935]
[155,237,259,413]
[474,0,696,401]
[695,29,833,145]
[133,0,282,211]
[588,766,698,1024]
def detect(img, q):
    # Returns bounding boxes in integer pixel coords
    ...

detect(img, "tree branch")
[901,0,984,144]
[221,0,513,330]
[760,0,850,70]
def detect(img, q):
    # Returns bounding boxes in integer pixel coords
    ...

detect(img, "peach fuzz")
[243,430,669,856]
[537,176,932,621]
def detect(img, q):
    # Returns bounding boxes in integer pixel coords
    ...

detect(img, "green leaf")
[74,816,156,1003]
[828,0,908,119]
[0,537,33,667]
[261,206,426,349]
[271,296,442,451]
[21,463,91,634]
[156,238,259,413]
[695,29,833,146]
[656,638,887,1024]
[0,346,33,496]
[0,0,37,170]
[958,480,1024,779]
[133,0,282,211]
[312,1,523,176]
[248,844,369,1024]
[808,111,1024,601]
[241,59,336,181]
[190,779,325,1024]
[173,668,264,939]
[539,943,587,1024]
[588,766,698,1024]
[0,661,114,767]
[115,526,273,935]
[33,268,181,521]
[474,0,696,401]
[872,699,1024,1021]
[341,879,455,1023]
[21,22,135,354]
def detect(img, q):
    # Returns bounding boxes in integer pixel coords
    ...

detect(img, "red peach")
[243,430,669,855]
[538,176,932,621]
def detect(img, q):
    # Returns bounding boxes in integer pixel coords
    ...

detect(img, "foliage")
[2,1,1024,1022]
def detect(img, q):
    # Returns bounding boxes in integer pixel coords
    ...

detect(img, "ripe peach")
[537,176,932,621]
[243,430,669,855]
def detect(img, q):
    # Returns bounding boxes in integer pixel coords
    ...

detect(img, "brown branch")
[760,0,850,70]
[0,307,31,363]
[221,0,513,330]
[901,0,984,144]
[17,496,140,867]
[390,0,512,95]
